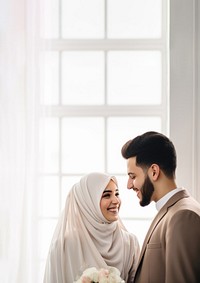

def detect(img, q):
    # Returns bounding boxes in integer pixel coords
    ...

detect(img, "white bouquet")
[74,266,125,283]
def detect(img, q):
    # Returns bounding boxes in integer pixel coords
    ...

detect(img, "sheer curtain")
[0,1,39,282]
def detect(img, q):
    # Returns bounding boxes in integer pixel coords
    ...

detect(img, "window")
[38,0,169,281]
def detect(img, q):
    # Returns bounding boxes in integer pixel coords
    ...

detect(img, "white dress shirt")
[156,188,184,211]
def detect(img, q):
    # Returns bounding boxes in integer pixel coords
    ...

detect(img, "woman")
[43,172,140,282]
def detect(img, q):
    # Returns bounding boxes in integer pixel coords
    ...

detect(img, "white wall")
[169,0,200,201]
[197,1,200,202]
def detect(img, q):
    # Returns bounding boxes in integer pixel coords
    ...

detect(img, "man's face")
[127,157,154,207]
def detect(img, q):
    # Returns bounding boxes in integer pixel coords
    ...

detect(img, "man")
[121,131,200,283]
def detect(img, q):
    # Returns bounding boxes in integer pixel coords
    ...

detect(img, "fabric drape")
[0,1,39,282]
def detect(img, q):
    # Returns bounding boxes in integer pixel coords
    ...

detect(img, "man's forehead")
[127,156,137,166]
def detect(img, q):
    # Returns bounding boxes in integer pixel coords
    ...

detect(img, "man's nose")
[127,178,133,190]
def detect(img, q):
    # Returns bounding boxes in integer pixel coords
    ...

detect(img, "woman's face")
[100,179,121,222]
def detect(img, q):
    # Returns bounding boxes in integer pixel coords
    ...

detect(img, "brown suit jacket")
[134,190,200,283]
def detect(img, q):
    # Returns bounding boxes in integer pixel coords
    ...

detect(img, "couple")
[43,131,200,283]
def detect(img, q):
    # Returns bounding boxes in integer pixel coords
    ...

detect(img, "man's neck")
[153,178,177,202]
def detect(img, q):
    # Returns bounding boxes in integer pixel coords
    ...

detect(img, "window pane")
[40,51,59,105]
[39,118,59,173]
[40,0,59,38]
[107,51,161,105]
[61,176,82,208]
[39,261,46,283]
[39,176,60,217]
[62,118,105,173]
[107,117,161,173]
[38,219,58,260]
[123,219,154,247]
[62,0,104,38]
[62,52,105,105]
[107,0,162,38]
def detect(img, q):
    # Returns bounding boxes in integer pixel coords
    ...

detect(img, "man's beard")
[140,174,154,207]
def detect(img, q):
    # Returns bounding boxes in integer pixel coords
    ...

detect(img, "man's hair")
[121,131,177,178]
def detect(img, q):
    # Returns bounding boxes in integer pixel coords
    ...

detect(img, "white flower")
[74,266,125,283]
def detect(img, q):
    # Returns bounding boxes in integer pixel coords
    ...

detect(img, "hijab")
[43,172,139,283]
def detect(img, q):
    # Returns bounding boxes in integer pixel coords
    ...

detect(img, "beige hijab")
[43,172,140,283]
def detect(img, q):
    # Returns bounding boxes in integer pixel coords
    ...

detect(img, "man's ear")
[149,164,160,180]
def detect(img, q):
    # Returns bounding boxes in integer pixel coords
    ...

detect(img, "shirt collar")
[156,188,183,211]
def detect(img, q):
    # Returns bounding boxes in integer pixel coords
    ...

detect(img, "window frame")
[37,0,169,258]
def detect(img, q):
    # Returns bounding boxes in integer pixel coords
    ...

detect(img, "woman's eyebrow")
[102,188,119,193]
[102,189,111,193]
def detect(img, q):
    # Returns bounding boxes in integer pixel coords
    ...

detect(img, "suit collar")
[156,188,184,211]
[162,188,189,210]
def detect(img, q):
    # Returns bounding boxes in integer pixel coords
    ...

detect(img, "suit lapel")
[136,189,189,268]
[137,207,167,266]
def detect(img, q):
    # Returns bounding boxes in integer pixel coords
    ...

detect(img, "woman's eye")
[102,194,110,198]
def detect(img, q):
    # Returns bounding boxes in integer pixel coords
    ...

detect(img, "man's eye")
[129,174,135,179]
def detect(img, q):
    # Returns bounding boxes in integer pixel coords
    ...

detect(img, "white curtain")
[0,1,39,282]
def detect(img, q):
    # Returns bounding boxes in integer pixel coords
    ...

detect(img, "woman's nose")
[112,195,120,203]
